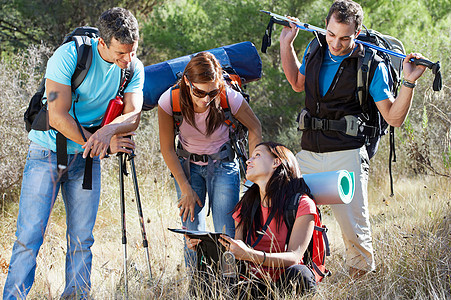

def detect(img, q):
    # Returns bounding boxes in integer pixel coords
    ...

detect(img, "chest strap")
[297,108,378,138]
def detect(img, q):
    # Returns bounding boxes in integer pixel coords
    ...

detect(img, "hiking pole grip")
[411,58,442,91]
[271,17,290,27]
[412,58,440,73]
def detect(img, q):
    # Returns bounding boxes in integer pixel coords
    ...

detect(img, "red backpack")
[285,193,331,282]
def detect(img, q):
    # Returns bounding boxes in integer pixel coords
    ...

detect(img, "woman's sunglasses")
[188,80,222,99]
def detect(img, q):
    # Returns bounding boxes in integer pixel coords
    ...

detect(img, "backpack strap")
[246,199,277,248]
[284,192,301,246]
[118,60,136,97]
[304,37,321,66]
[170,85,183,135]
[357,46,375,112]
[71,35,94,93]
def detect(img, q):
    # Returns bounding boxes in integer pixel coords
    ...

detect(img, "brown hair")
[233,142,311,240]
[326,0,363,33]
[179,52,225,136]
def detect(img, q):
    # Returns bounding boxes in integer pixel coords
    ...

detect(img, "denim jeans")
[174,158,240,270]
[3,142,101,299]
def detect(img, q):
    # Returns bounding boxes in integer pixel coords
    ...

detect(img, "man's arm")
[376,53,428,127]
[279,17,306,92]
[47,79,93,144]
[82,91,143,158]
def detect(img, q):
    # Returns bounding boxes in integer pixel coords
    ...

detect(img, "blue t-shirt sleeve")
[369,62,393,102]
[298,41,313,76]
[124,59,145,94]
[45,41,77,86]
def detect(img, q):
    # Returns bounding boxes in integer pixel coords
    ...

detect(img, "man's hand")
[403,53,428,83]
[109,132,136,155]
[82,125,115,159]
[279,16,299,46]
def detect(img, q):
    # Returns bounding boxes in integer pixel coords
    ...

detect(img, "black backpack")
[24,26,135,190]
[24,26,100,132]
[301,29,404,195]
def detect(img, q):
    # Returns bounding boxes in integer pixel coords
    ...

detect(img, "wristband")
[402,79,416,89]
[261,250,266,265]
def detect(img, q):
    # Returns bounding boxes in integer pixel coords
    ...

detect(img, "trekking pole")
[260,10,442,91]
[118,153,129,299]
[126,149,153,280]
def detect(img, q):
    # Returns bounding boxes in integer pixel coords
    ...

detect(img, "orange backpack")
[170,68,249,176]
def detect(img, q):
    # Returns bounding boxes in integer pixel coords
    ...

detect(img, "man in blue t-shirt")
[279,0,428,277]
[3,7,144,299]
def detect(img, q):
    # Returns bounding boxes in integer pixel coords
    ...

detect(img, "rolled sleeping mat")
[303,170,355,205]
[243,170,355,205]
[142,41,262,111]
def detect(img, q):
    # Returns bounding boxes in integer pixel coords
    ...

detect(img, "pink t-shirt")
[233,194,317,281]
[158,86,244,162]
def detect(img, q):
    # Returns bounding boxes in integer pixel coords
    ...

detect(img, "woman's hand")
[184,234,201,251]
[219,234,254,261]
[178,187,203,222]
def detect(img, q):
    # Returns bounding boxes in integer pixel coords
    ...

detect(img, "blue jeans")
[174,158,240,270]
[3,142,101,299]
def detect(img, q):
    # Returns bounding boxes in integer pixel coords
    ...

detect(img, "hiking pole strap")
[389,126,396,196]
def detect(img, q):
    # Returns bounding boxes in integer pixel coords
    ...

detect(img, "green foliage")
[0,0,162,56]
[0,0,449,197]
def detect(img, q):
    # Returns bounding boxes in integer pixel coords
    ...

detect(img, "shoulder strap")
[117,60,136,97]
[246,200,277,248]
[71,35,94,93]
[357,46,375,113]
[219,89,238,130]
[305,37,321,64]
[284,192,302,245]
[171,85,183,134]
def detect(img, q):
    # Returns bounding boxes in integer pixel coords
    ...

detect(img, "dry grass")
[0,44,449,299]
[1,151,449,299]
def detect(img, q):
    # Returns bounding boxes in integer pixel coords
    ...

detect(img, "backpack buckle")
[344,115,360,136]
[312,117,328,131]
[297,109,311,131]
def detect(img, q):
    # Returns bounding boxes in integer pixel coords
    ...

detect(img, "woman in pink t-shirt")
[219,142,317,297]
[158,52,262,270]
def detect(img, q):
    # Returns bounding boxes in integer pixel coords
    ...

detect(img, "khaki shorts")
[297,146,375,271]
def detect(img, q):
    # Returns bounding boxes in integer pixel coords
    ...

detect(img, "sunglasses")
[188,80,222,99]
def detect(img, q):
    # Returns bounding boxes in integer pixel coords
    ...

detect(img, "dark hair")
[326,0,363,33]
[98,7,139,47]
[179,52,225,136]
[233,142,311,242]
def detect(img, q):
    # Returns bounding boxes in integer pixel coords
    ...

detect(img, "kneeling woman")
[220,142,317,296]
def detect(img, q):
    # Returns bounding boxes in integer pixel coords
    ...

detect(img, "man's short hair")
[98,7,139,47]
[326,0,363,33]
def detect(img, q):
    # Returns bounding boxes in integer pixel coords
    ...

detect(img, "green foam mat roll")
[303,170,355,205]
